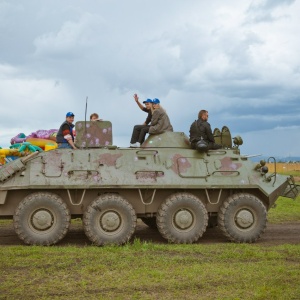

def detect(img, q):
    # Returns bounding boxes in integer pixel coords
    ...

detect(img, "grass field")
[0,172,299,299]
[268,195,300,223]
[0,242,299,299]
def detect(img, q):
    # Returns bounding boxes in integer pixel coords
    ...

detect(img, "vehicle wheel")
[13,192,70,245]
[141,217,157,229]
[83,193,137,246]
[218,193,267,243]
[156,192,208,243]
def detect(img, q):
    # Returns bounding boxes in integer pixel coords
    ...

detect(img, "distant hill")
[249,156,300,163]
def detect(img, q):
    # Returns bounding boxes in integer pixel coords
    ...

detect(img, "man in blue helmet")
[129,93,153,147]
[56,112,77,149]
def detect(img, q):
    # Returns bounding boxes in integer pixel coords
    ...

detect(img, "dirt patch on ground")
[0,220,299,246]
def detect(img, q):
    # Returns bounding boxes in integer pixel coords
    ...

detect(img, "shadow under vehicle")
[0,121,299,245]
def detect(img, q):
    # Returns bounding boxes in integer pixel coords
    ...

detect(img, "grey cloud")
[0,0,299,157]
[246,0,296,23]
[253,0,296,10]
[33,13,104,59]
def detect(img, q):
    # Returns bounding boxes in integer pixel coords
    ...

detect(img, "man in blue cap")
[148,98,173,134]
[130,94,153,147]
[56,112,77,149]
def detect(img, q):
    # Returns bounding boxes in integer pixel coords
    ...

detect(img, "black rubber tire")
[140,217,157,229]
[13,192,71,246]
[83,193,137,246]
[218,193,267,243]
[156,192,208,244]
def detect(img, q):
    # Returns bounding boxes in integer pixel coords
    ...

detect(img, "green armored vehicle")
[0,121,298,246]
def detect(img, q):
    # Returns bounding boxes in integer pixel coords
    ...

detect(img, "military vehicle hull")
[0,124,298,246]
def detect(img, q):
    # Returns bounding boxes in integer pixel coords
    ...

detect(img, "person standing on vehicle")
[189,110,221,151]
[56,112,77,149]
[130,94,153,147]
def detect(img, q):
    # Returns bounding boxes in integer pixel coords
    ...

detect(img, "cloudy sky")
[0,0,299,157]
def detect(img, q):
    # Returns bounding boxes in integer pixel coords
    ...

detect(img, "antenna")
[84,96,88,148]
[85,96,88,122]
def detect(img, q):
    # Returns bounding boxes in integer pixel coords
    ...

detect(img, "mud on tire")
[218,193,267,243]
[13,192,71,246]
[156,192,208,244]
[83,193,137,246]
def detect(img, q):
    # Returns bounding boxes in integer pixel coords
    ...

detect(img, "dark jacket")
[189,118,215,148]
[143,107,152,125]
[56,121,75,143]
[149,108,173,134]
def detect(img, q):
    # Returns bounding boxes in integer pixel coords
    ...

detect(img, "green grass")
[0,170,299,299]
[278,170,300,177]
[0,242,300,299]
[267,170,300,223]
[268,195,300,223]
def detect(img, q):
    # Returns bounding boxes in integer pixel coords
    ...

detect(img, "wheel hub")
[101,211,121,232]
[31,210,53,230]
[174,209,193,229]
[235,209,254,228]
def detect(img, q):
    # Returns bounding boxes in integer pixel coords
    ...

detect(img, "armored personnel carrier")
[0,121,298,246]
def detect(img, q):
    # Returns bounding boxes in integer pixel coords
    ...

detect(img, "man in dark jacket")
[130,94,152,147]
[189,110,221,151]
[56,112,77,149]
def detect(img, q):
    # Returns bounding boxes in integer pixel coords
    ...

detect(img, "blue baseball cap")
[143,99,153,104]
[152,98,160,104]
[66,112,75,117]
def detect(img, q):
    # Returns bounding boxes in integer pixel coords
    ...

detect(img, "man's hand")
[133,93,139,102]
[134,93,144,110]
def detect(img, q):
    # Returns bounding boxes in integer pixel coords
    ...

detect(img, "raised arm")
[133,93,144,111]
